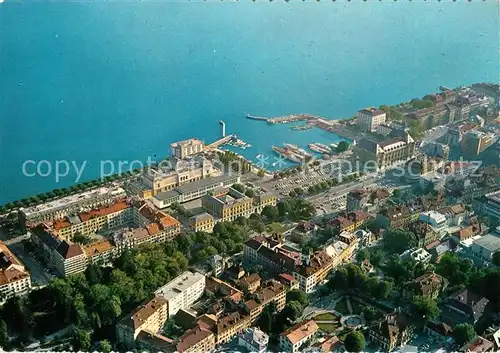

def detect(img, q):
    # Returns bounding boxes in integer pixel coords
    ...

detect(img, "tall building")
[357,108,386,132]
[170,138,205,159]
[422,141,450,160]
[116,296,169,349]
[460,130,494,156]
[0,241,31,302]
[355,132,415,171]
[154,271,206,317]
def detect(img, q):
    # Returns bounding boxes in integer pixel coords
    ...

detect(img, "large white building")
[154,271,206,317]
[419,211,448,230]
[471,234,500,263]
[357,107,387,132]
[0,241,31,302]
[170,138,205,159]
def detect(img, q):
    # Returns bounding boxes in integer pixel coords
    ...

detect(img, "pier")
[245,113,319,124]
[208,134,236,149]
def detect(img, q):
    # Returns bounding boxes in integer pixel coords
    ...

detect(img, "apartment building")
[461,130,495,156]
[471,234,500,263]
[0,241,31,302]
[325,231,358,268]
[294,251,334,294]
[202,187,253,222]
[243,236,298,276]
[31,224,87,277]
[369,311,414,352]
[52,199,132,241]
[244,280,286,322]
[252,193,277,213]
[481,190,500,223]
[137,156,220,195]
[357,107,386,132]
[215,311,251,345]
[376,197,431,228]
[151,174,240,209]
[19,186,126,225]
[279,320,319,353]
[189,213,215,233]
[408,220,440,248]
[238,328,269,353]
[31,201,180,277]
[116,296,168,349]
[171,138,205,159]
[355,132,416,171]
[176,325,216,353]
[154,271,206,317]
[402,272,448,300]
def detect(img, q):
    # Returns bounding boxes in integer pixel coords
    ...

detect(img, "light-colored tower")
[219,120,226,138]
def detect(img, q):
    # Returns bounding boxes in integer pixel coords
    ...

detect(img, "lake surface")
[0,0,498,203]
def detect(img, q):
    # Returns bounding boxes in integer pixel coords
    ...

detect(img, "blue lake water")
[0,1,498,204]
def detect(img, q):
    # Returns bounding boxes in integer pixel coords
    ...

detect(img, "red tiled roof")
[79,200,131,222]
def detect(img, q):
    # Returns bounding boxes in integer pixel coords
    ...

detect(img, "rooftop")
[21,186,126,216]
[176,325,213,353]
[155,271,205,300]
[281,320,319,345]
[473,234,500,253]
[0,241,30,285]
[462,336,494,353]
[83,239,114,257]
[120,296,168,331]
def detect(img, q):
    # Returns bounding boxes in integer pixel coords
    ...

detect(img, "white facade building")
[357,108,387,132]
[154,271,206,317]
[238,328,269,353]
[419,211,448,230]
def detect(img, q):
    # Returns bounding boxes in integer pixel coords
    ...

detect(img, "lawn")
[350,299,365,314]
[314,313,337,321]
[335,299,350,315]
[317,322,341,333]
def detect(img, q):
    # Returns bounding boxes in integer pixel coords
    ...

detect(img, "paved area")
[9,242,55,286]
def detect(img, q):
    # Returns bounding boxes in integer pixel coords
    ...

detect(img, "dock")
[208,134,236,149]
[245,113,319,124]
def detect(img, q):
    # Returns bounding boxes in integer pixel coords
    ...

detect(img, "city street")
[9,242,55,287]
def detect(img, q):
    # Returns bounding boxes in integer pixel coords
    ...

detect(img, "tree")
[0,320,8,348]
[262,205,279,223]
[283,301,304,322]
[453,323,476,346]
[245,189,256,198]
[492,251,500,266]
[328,267,349,290]
[71,328,91,351]
[232,183,245,193]
[362,306,378,321]
[98,340,112,353]
[410,296,439,326]
[257,169,265,178]
[383,229,417,254]
[344,331,365,352]
[286,289,309,308]
[356,249,370,262]
[392,189,402,198]
[336,141,350,153]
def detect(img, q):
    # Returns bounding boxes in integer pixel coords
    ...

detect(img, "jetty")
[246,113,319,124]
